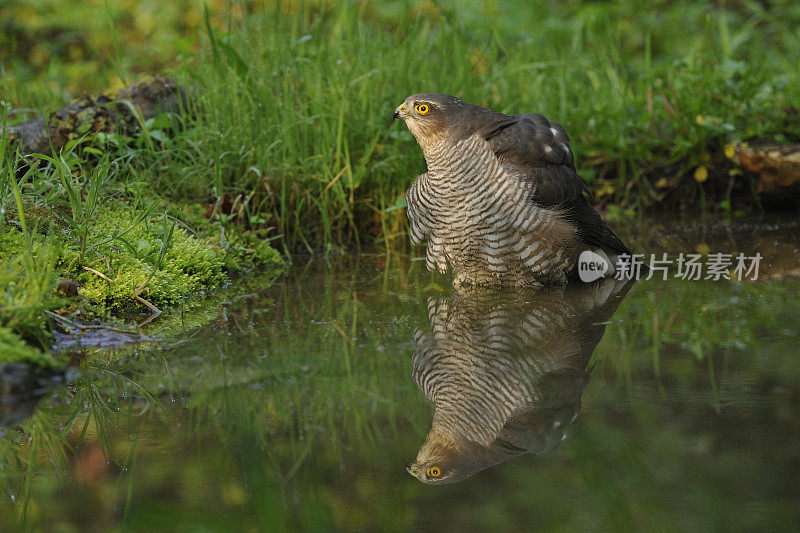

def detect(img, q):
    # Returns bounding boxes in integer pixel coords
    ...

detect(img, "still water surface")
[1,217,799,531]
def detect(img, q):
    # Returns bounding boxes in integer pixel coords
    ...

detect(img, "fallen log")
[733,142,800,194]
[2,76,190,155]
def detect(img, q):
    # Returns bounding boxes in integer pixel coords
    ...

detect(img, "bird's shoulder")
[484,113,575,168]
[478,112,585,207]
[475,112,630,255]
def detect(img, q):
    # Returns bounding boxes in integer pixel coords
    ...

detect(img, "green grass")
[142,0,799,253]
[4,1,800,252]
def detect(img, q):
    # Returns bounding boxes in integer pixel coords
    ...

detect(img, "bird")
[406,278,633,484]
[394,93,630,287]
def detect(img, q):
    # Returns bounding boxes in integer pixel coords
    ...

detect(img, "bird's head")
[393,93,471,150]
[406,425,473,485]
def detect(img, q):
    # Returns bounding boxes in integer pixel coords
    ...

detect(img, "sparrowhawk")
[394,93,630,287]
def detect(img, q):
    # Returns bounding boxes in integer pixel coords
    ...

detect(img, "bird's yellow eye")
[427,466,441,478]
[415,103,430,115]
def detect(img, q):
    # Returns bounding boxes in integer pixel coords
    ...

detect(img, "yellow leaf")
[655,177,668,188]
[695,115,705,125]
[595,181,616,197]
[694,165,708,183]
[724,143,736,159]
[696,242,710,256]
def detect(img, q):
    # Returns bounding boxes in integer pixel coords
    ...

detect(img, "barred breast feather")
[403,99,630,287]
[407,133,576,286]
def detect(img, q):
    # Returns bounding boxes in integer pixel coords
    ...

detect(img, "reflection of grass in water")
[0,258,434,528]
[598,280,800,395]
[0,370,138,527]
[1,260,799,529]
[575,280,800,532]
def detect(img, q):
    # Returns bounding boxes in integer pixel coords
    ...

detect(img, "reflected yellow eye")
[427,466,441,478]
[415,103,430,115]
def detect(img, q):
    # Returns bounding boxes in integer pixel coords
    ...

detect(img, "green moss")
[1,144,283,361]
[0,229,25,261]
[73,204,223,310]
[217,228,284,273]
[72,203,282,313]
[161,202,284,273]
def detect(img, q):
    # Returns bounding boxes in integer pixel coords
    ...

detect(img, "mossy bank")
[0,159,283,368]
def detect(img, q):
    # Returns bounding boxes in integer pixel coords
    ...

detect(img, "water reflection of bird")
[394,93,629,287]
[407,279,632,484]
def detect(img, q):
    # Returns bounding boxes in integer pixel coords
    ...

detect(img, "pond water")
[1,216,799,531]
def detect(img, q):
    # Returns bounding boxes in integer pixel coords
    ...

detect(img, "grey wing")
[482,114,630,255]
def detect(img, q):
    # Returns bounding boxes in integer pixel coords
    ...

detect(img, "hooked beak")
[393,104,406,120]
[406,463,421,478]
